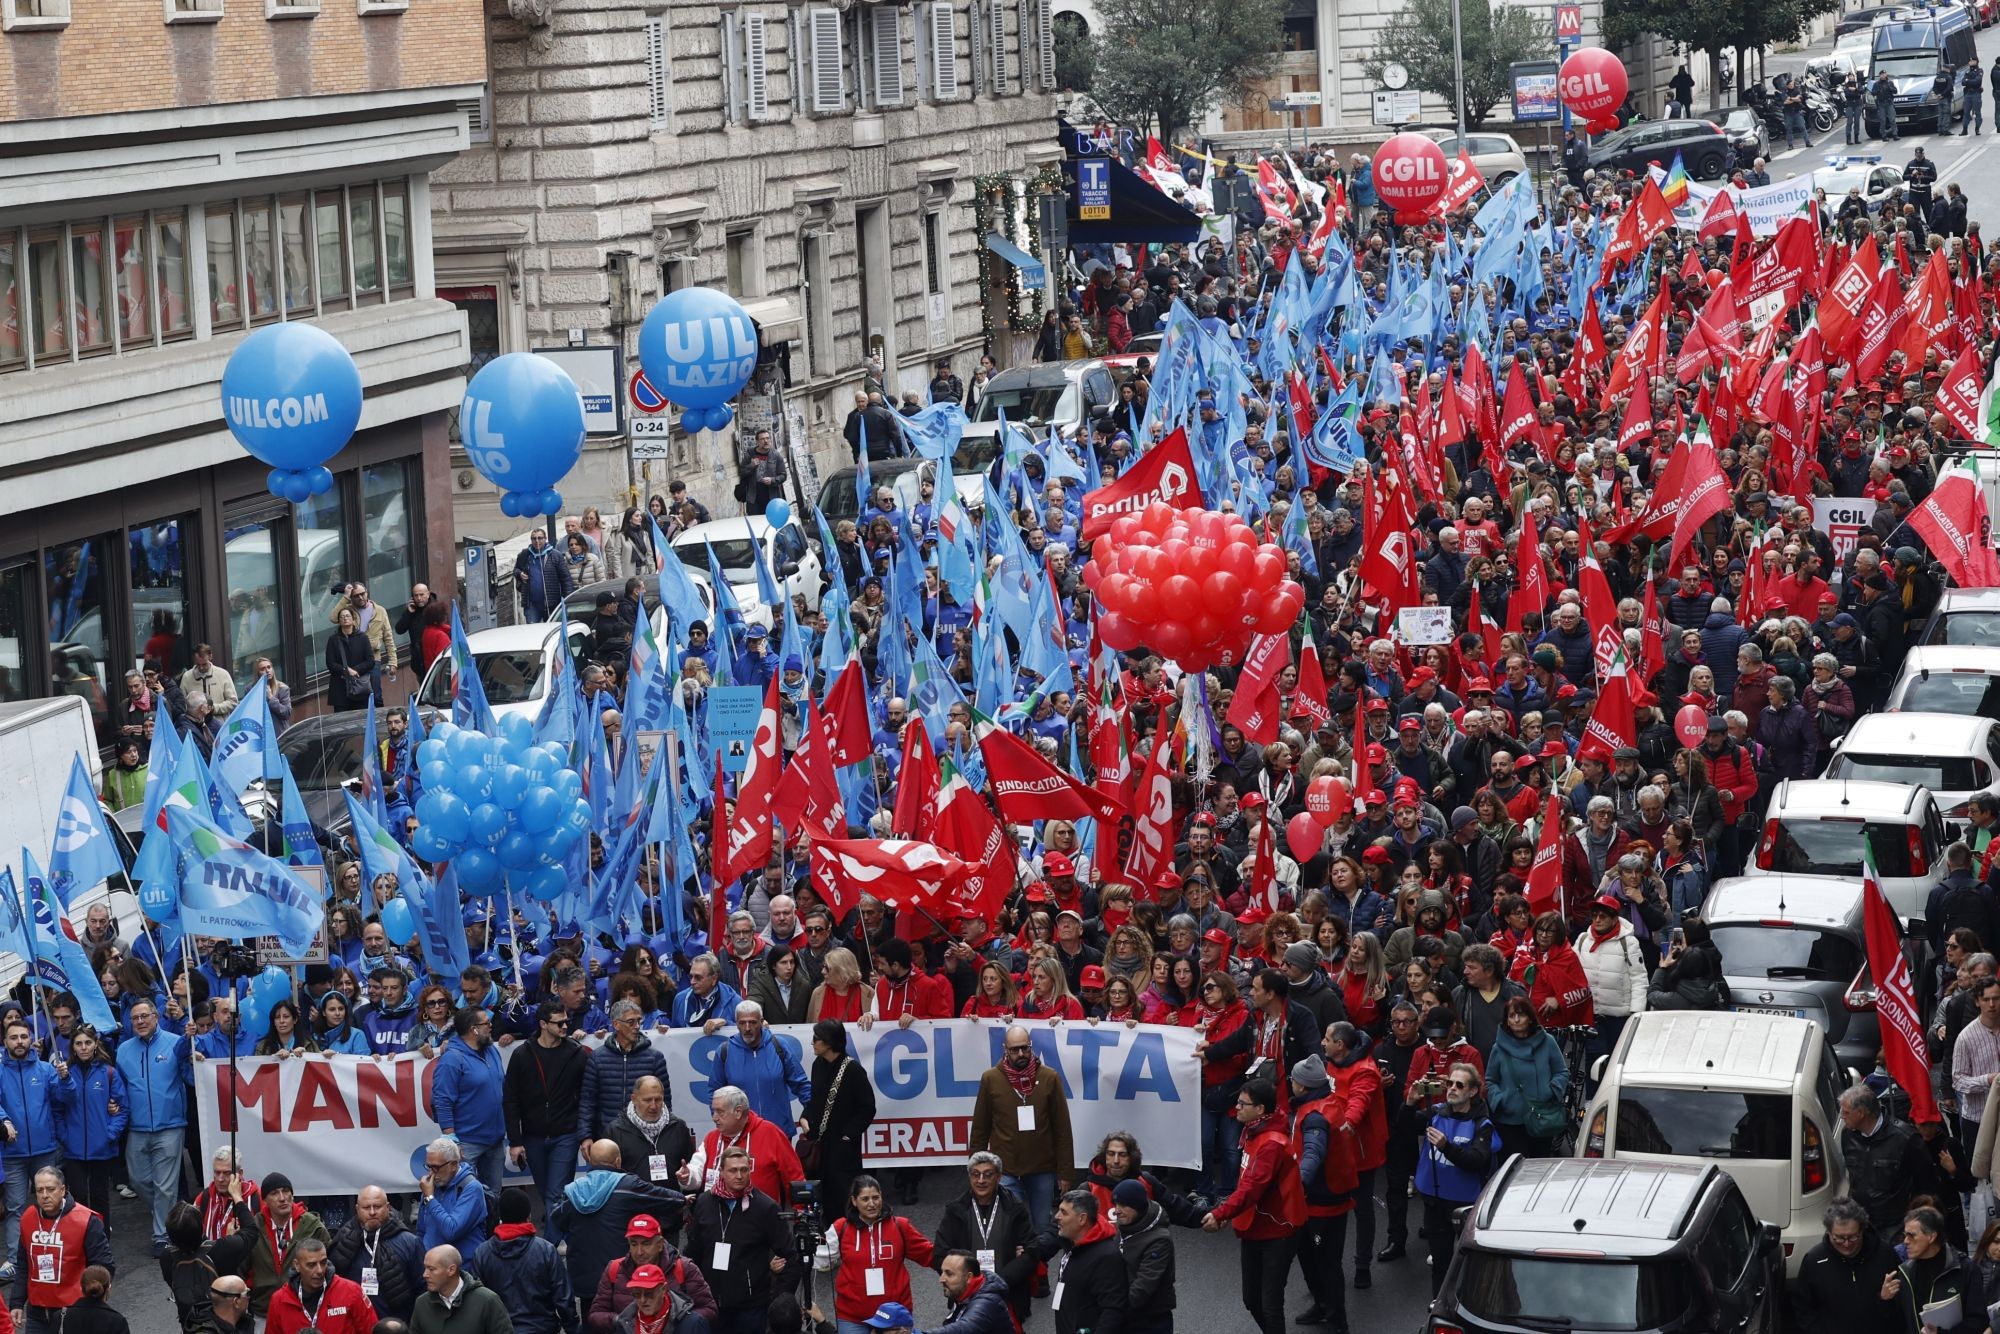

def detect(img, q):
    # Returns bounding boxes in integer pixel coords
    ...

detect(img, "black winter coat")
[1115,1201,1175,1322]
[1789,1230,1903,1334]
[803,1055,877,1203]
[503,1036,588,1141]
[328,1215,425,1322]
[934,1189,1038,1324]
[1048,1231,1129,1334]
[1840,1117,1937,1239]
[681,1189,796,1312]
[465,1231,577,1334]
[601,1110,697,1194]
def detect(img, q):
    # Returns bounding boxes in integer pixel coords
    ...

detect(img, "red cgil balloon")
[1372,132,1451,225]
[1675,703,1709,747]
[1559,48,1628,135]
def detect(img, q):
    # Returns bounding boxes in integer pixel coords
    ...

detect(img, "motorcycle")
[1744,76,1837,141]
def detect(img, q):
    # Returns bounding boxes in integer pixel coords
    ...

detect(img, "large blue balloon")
[380,897,417,944]
[637,288,760,412]
[238,991,269,1040]
[764,499,792,529]
[519,787,563,834]
[219,323,363,501]
[523,863,568,902]
[412,826,454,863]
[460,353,586,518]
[457,849,503,894]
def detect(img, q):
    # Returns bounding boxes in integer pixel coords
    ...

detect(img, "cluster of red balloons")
[1083,504,1306,672]
[1286,774,1353,859]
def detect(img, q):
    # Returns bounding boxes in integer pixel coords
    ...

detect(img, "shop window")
[281,195,314,315]
[361,462,419,635]
[0,565,27,705]
[45,538,111,746]
[207,205,243,331]
[130,518,193,678]
[243,200,278,324]
[222,514,286,689]
[294,486,351,675]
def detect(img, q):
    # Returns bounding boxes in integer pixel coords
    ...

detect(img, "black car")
[273,707,441,842]
[1430,1157,1786,1333]
[1586,118,1734,180]
[1702,105,1770,163]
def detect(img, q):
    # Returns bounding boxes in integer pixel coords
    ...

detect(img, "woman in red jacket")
[823,1175,934,1328]
[1190,970,1252,1202]
[959,961,1017,1019]
[1202,1076,1306,1334]
[1488,894,1538,983]
[1339,933,1389,1036]
[1528,910,1595,1028]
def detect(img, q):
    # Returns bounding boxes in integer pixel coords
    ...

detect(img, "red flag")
[1854,264,1907,384]
[710,754,733,948]
[891,721,941,838]
[1579,659,1638,760]
[1080,426,1206,542]
[1639,579,1667,686]
[1901,247,1959,363]
[1818,234,1880,357]
[1578,538,1625,685]
[1121,734,1180,893]
[1499,360,1542,457]
[1562,302,1606,406]
[1461,342,1499,452]
[931,767,1015,925]
[1908,466,2000,589]
[1468,579,1501,664]
[1668,441,1733,571]
[1525,791,1566,916]
[1616,386,1654,454]
[1226,633,1292,744]
[977,721,1126,823]
[1245,813,1278,913]
[1606,287,1668,399]
[1293,642,1334,731]
[1861,862,1942,1123]
[716,673,781,882]
[772,698,843,839]
[1358,471,1422,616]
[821,660,875,767]
[1740,216,1819,322]
[1286,366,1318,439]
[1696,187,1741,241]
[1939,343,1987,440]
[1507,506,1548,634]
[809,837,972,925]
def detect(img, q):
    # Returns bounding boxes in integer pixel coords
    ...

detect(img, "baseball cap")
[1398,717,1421,732]
[626,1215,662,1239]
[1239,792,1269,811]
[1080,965,1107,990]
[863,1304,915,1330]
[1203,927,1234,948]
[1043,852,1075,877]
[1363,744,1387,764]
[1592,893,1625,914]
[626,1265,668,1291]
[1365,698,1388,713]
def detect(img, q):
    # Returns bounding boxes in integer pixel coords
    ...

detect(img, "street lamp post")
[1451,0,1468,157]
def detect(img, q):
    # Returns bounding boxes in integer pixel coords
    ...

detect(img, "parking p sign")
[1811,496,1878,568]
[1078,158,1111,221]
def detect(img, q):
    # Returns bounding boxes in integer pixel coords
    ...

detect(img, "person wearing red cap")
[1576,894,1648,1066]
[585,1213,715,1334]
[604,1263,693,1334]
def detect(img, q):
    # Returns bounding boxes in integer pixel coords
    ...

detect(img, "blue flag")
[21,848,120,1032]
[0,871,32,968]
[450,604,498,734]
[47,755,125,905]
[160,809,322,957]
[899,403,967,461]
[363,696,391,831]
[210,675,274,809]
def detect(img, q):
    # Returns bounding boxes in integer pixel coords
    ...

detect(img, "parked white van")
[1579,1010,1852,1276]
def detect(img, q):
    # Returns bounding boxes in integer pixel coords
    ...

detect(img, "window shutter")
[1016,0,1034,86]
[743,11,769,117]
[968,0,985,95]
[989,0,1006,92]
[871,4,903,107]
[790,8,806,110]
[809,7,843,112]
[719,12,741,122]
[1035,0,1053,88]
[646,16,671,126]
[929,3,957,98]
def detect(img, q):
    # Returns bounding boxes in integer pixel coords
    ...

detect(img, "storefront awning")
[983,232,1047,288]
[1060,151,1202,246]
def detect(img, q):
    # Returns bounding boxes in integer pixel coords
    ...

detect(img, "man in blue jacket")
[708,1001,810,1132]
[193,995,258,1061]
[431,1009,509,1201]
[465,1187,576,1334]
[668,956,739,1031]
[417,1137,490,1256]
[358,969,419,1054]
[115,997,189,1256]
[0,1017,71,1279]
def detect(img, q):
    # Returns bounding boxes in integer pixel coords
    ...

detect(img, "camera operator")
[681,1147,795,1331]
[1415,1064,1499,1296]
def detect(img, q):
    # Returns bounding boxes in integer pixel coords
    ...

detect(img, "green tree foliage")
[1053,12,1096,92]
[1362,0,1553,127]
[1086,0,1288,140]
[1603,0,1839,89]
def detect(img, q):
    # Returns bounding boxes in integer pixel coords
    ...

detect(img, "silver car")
[1704,875,1883,1070]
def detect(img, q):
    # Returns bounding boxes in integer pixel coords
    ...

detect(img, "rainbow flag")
[1661,152,1690,209]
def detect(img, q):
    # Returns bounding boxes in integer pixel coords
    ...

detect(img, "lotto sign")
[1078,157,1111,221]
[1812,496,1879,567]
[194,1020,1202,1194]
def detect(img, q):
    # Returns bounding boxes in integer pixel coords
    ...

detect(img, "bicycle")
[1548,1024,1597,1157]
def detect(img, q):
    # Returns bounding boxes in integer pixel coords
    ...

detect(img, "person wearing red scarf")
[264,1237,373,1334]
[1202,1077,1307,1334]
[1187,971,1252,1201]
[463,1188,574,1334]
[1529,911,1596,1029]
[244,1172,330,1315]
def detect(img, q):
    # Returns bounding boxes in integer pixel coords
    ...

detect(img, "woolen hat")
[1291,1054,1332,1093]
[1112,1179,1151,1211]
[1284,941,1321,972]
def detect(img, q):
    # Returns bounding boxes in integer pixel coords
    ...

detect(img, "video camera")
[210,944,265,981]
[782,1180,822,1302]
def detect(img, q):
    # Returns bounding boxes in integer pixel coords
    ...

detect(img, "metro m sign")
[1555,3,1582,38]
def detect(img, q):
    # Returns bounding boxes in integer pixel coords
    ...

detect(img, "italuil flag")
[1818,234,1880,357]
[808,837,972,923]
[1908,464,2000,589]
[1524,791,1567,917]
[709,755,733,947]
[1121,734,1180,895]
[976,717,1126,824]
[1507,506,1548,635]
[716,673,782,882]
[1080,426,1205,542]
[1861,853,1942,1124]
[1937,342,1987,440]
[1669,439,1733,571]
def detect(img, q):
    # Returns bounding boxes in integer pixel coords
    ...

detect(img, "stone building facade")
[431,0,1065,539]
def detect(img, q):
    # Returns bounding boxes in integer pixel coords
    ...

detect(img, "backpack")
[168,1249,219,1332]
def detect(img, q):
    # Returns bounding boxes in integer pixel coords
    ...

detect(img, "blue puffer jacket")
[710,1031,811,1130]
[465,1230,576,1334]
[0,1053,70,1159]
[1482,1029,1568,1126]
[116,1027,189,1131]
[54,1057,128,1161]
[359,992,418,1054]
[419,1161,490,1253]
[577,1035,671,1138]
[1700,612,1749,699]
[431,1035,507,1149]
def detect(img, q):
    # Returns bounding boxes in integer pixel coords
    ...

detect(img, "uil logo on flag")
[53,796,95,855]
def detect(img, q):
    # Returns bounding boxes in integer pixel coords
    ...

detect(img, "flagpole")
[502,885,526,996]
[13,877,42,1048]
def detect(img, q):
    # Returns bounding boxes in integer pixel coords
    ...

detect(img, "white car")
[670,515,823,630]
[1817,154,1904,210]
[1884,644,2000,718]
[1745,778,1948,921]
[415,620,592,722]
[1420,129,1529,188]
[1824,710,2000,816]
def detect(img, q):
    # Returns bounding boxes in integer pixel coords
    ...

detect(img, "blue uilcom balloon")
[219,323,363,503]
[637,288,759,415]
[461,352,587,518]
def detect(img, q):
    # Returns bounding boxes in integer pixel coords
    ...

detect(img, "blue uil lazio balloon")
[218,323,363,504]
[637,287,760,434]
[460,352,588,518]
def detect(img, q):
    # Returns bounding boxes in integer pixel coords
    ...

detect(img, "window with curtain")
[129,517,193,677]
[45,537,111,745]
[155,210,192,340]
[293,487,350,674]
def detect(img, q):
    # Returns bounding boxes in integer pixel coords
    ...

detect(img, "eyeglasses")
[1004,1044,1033,1054]
[1447,1079,1475,1090]
[425,999,450,1009]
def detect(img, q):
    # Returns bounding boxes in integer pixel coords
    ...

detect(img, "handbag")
[796,1057,848,1175]
[1525,1097,1567,1140]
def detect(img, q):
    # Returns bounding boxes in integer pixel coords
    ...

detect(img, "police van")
[1870,5,1978,131]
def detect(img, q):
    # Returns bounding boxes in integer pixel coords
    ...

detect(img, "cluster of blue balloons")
[237,964,297,1039]
[637,287,760,437]
[410,713,591,902]
[219,322,363,505]
[460,352,587,519]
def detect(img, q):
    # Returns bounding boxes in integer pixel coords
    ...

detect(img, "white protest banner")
[1652,167,1819,238]
[1810,495,1878,570]
[194,1019,1201,1196]
[1396,606,1454,645]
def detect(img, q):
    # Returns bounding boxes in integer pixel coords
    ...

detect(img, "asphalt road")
[97,1165,1444,1334]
